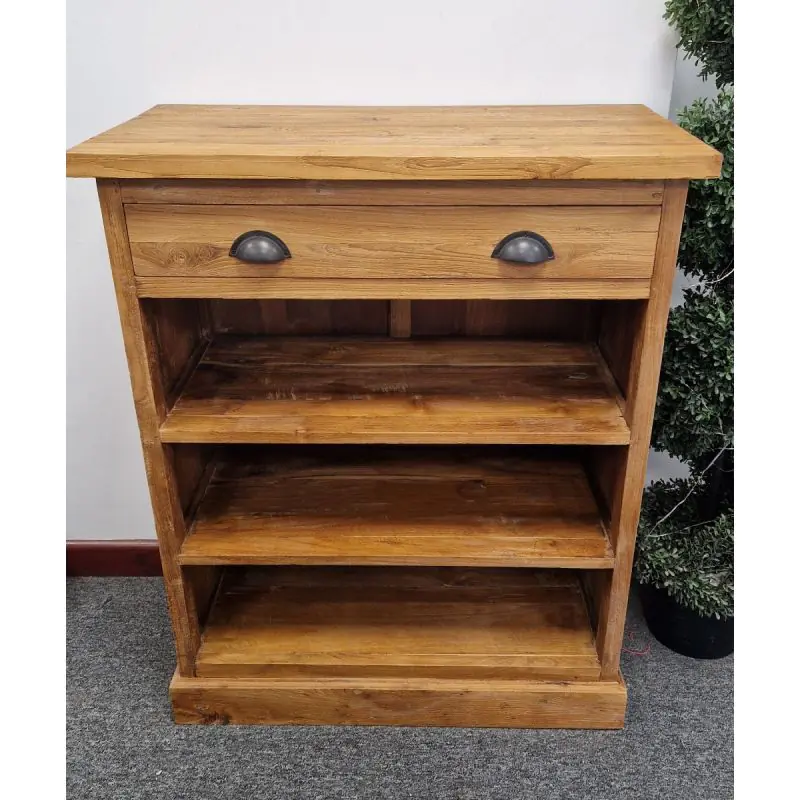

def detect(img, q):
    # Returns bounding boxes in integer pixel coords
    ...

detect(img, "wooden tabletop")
[66,104,721,181]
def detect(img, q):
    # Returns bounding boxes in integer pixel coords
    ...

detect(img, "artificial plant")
[634,0,733,619]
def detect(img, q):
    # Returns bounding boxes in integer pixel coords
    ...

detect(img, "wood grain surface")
[120,179,665,206]
[170,672,627,728]
[159,337,630,445]
[194,567,601,680]
[96,180,209,674]
[594,181,690,678]
[135,276,652,300]
[67,105,721,180]
[125,204,659,281]
[179,447,614,568]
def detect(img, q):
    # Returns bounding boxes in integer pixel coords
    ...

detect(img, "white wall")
[67,0,680,540]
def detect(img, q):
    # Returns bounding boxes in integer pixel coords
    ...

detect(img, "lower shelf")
[170,673,627,728]
[195,566,601,681]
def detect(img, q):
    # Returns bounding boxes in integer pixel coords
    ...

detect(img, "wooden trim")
[170,672,627,728]
[120,179,665,206]
[135,277,652,301]
[595,180,690,678]
[67,540,162,577]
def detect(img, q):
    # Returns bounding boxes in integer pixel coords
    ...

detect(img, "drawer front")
[126,205,660,280]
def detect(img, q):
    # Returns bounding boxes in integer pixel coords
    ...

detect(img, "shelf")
[195,567,602,681]
[160,337,629,445]
[180,448,614,568]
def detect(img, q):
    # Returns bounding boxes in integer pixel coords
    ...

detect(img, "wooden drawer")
[125,204,660,281]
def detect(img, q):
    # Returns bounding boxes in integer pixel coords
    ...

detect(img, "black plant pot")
[639,583,733,659]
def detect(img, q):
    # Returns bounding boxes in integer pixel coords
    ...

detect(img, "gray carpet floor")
[67,578,733,799]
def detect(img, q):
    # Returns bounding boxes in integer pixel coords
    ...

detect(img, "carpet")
[67,578,733,799]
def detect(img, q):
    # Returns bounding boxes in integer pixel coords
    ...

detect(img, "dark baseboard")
[67,540,162,576]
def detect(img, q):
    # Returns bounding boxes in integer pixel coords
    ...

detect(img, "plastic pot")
[639,583,733,659]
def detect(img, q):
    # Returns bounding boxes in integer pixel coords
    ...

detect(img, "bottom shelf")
[195,566,601,681]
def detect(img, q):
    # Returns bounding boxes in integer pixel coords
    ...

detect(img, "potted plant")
[634,0,733,659]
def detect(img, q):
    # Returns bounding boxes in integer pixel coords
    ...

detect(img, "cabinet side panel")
[597,301,642,399]
[96,179,205,675]
[143,299,210,406]
[595,181,689,678]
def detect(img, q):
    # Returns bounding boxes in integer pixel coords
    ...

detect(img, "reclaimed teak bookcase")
[67,105,720,728]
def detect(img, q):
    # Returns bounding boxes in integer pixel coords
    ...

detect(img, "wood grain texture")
[411,300,601,339]
[597,301,641,398]
[170,444,215,519]
[209,299,597,340]
[595,181,690,678]
[170,672,627,728]
[67,105,721,180]
[389,300,411,338]
[195,567,601,680]
[120,179,665,205]
[126,204,660,281]
[135,277,652,300]
[160,337,630,445]
[209,299,388,336]
[179,448,614,568]
[97,180,208,675]
[143,299,209,405]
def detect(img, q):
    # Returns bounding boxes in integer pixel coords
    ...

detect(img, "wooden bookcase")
[67,105,720,727]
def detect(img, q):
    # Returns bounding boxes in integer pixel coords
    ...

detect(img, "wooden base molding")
[67,540,162,576]
[170,672,627,728]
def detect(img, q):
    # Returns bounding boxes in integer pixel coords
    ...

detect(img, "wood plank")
[96,180,204,675]
[170,444,215,518]
[179,448,614,568]
[206,299,599,344]
[120,179,664,205]
[410,300,601,339]
[169,337,601,366]
[595,181,690,678]
[389,300,411,338]
[598,300,640,398]
[162,415,631,446]
[170,672,627,728]
[160,337,630,445]
[135,277,652,300]
[209,299,389,336]
[194,567,601,681]
[142,299,209,405]
[125,204,660,281]
[67,105,721,180]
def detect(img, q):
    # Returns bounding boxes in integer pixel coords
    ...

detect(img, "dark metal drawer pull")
[491,231,555,265]
[230,230,291,263]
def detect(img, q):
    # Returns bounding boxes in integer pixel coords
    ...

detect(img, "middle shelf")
[179,447,615,568]
[160,336,629,445]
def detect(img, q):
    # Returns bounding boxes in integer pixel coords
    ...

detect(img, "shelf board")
[195,567,602,681]
[180,448,614,568]
[160,337,629,445]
